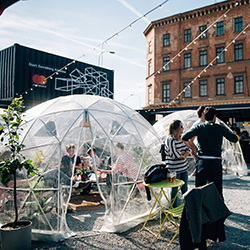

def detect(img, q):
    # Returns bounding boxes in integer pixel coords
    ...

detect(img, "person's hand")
[191,149,197,158]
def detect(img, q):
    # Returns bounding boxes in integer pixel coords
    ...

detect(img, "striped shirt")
[165,135,190,173]
[112,152,138,179]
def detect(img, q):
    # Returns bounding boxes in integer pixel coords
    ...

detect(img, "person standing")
[188,105,206,157]
[165,120,190,207]
[182,107,238,198]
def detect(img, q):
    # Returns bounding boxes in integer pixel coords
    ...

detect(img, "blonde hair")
[66,144,75,152]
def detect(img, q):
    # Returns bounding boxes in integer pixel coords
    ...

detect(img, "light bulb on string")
[30,88,33,91]
[243,30,246,34]
[64,67,67,70]
[25,92,28,95]
[159,5,162,9]
[232,40,235,43]
[56,72,59,75]
[50,76,53,79]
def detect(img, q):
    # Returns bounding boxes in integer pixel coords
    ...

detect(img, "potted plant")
[0,97,38,250]
[76,167,88,181]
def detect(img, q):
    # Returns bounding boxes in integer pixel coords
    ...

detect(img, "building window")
[148,41,152,53]
[216,47,225,63]
[184,82,191,98]
[184,29,191,42]
[163,57,170,71]
[199,25,207,39]
[234,76,244,94]
[216,21,224,36]
[162,84,170,102]
[199,80,207,96]
[163,33,170,47]
[235,17,243,32]
[199,50,207,66]
[184,53,191,68]
[234,43,243,61]
[148,85,152,104]
[216,78,225,95]
[148,61,152,76]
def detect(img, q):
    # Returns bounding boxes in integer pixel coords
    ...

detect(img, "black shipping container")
[0,44,114,109]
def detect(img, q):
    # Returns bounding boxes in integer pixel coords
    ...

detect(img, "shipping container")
[0,44,114,109]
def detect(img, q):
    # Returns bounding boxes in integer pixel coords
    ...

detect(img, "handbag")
[144,163,169,200]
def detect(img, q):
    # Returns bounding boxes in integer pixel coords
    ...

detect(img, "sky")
[0,0,225,110]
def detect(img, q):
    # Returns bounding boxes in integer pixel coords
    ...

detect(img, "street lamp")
[130,94,141,108]
[98,51,115,66]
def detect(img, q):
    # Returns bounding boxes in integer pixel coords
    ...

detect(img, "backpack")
[144,163,169,200]
[159,142,171,161]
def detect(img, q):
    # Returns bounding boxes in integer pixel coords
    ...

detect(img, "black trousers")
[196,158,223,198]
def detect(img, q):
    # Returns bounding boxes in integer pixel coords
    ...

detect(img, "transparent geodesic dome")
[153,110,248,179]
[0,95,162,241]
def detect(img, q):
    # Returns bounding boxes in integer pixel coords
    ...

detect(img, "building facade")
[143,0,250,125]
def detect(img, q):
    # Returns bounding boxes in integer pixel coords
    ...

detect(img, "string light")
[16,0,170,100]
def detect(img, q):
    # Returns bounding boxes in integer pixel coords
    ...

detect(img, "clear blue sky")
[0,0,225,109]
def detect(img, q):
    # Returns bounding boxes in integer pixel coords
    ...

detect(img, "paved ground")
[31,167,250,250]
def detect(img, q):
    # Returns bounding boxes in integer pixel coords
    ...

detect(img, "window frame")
[162,83,170,103]
[184,29,191,43]
[199,80,207,97]
[199,50,207,66]
[184,53,191,68]
[148,85,152,104]
[163,33,170,47]
[216,47,225,63]
[234,76,244,94]
[234,17,243,32]
[148,61,152,76]
[234,43,243,61]
[216,21,224,36]
[199,25,207,39]
[216,78,225,95]
[148,41,152,53]
[163,56,170,71]
[184,82,191,98]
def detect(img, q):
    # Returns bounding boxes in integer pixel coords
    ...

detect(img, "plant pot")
[0,220,32,250]
[81,174,87,181]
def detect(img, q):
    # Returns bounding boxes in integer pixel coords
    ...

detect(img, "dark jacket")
[182,122,238,157]
[180,183,231,249]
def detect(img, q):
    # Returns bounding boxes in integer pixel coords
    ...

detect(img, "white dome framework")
[153,110,248,179]
[0,95,162,241]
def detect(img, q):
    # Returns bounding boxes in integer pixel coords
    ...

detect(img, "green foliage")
[0,97,38,225]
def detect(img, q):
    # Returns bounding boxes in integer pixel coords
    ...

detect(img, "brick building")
[142,0,250,126]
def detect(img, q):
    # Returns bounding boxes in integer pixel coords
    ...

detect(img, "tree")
[0,97,38,228]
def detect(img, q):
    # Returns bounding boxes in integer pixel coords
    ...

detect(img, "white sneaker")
[73,182,79,188]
